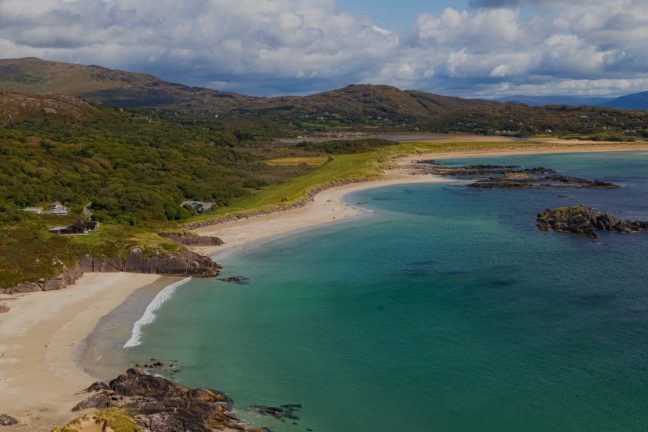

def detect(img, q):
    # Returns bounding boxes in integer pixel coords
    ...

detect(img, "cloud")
[0,0,646,97]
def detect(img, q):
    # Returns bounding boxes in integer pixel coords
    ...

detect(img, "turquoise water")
[127,152,648,432]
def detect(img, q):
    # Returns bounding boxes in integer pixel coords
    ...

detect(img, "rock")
[85,381,111,392]
[219,276,251,285]
[160,234,225,247]
[9,282,41,294]
[143,358,164,368]
[0,414,18,426]
[78,248,221,277]
[120,248,221,277]
[248,404,302,421]
[0,305,9,313]
[69,369,263,432]
[537,205,648,239]
[72,391,112,411]
[416,161,619,190]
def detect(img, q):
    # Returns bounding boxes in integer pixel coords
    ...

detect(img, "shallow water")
[124,152,648,432]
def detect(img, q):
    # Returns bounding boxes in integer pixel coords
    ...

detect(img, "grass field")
[266,156,330,167]
[186,140,536,224]
[188,138,648,225]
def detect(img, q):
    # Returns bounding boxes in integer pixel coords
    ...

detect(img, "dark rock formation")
[8,262,84,294]
[75,369,260,432]
[79,248,221,277]
[0,414,18,426]
[0,305,9,313]
[219,276,251,285]
[248,404,302,421]
[72,392,112,412]
[160,234,225,247]
[8,248,220,294]
[416,161,619,190]
[418,161,556,177]
[537,205,648,239]
[469,174,618,189]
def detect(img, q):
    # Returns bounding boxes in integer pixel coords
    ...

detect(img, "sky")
[1,0,648,98]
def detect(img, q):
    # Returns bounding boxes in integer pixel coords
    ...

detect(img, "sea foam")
[123,277,192,348]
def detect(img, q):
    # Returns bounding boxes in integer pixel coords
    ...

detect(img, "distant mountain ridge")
[0,57,261,111]
[600,91,648,110]
[497,95,612,107]
[1,57,648,136]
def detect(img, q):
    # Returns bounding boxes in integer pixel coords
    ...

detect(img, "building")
[181,201,215,214]
[46,202,69,216]
[49,221,99,235]
[22,207,44,214]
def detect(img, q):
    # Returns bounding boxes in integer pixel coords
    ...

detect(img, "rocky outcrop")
[74,369,260,432]
[8,262,84,294]
[219,276,251,285]
[0,414,18,426]
[417,161,619,190]
[537,205,648,239]
[79,248,221,277]
[7,249,220,294]
[160,234,224,247]
[248,404,301,421]
[469,174,618,189]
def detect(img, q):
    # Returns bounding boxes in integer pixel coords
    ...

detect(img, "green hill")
[4,58,648,137]
[0,57,261,110]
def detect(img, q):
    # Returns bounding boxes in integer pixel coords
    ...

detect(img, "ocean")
[119,152,648,432]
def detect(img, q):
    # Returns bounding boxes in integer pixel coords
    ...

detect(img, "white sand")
[191,140,648,257]
[190,165,452,258]
[0,273,165,431]
[1,139,647,430]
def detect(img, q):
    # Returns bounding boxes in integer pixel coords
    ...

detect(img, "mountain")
[497,95,611,107]
[2,57,648,137]
[599,91,648,110]
[0,57,261,111]
[0,92,96,123]
[0,58,496,117]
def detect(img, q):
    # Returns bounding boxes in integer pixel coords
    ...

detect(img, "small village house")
[22,206,44,214]
[47,202,69,216]
[49,221,99,235]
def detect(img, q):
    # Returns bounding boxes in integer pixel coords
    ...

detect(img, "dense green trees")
[0,106,284,224]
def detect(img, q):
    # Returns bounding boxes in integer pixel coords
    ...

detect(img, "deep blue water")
[126,152,648,432]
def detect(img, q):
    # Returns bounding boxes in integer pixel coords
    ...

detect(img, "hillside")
[600,91,648,110]
[0,57,261,110]
[497,95,611,107]
[3,58,648,137]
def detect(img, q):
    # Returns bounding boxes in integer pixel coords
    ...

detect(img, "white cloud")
[0,0,647,97]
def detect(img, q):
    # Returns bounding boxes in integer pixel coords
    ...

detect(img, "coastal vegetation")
[2,58,648,290]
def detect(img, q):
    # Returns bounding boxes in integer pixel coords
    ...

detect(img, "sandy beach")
[190,140,648,257]
[0,273,172,431]
[1,139,647,430]
[190,166,453,258]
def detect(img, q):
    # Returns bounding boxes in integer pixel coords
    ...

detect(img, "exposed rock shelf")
[7,248,220,294]
[72,369,261,432]
[417,161,619,189]
[537,205,648,239]
[159,233,224,247]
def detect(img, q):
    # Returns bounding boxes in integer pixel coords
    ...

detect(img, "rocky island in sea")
[416,161,620,189]
[537,205,648,239]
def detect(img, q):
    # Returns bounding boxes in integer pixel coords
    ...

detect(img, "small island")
[417,161,619,189]
[537,205,648,239]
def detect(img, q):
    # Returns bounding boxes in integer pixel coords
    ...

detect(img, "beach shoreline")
[1,141,647,430]
[0,273,179,431]
[190,142,648,258]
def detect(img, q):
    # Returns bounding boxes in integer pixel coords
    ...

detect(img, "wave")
[123,277,192,348]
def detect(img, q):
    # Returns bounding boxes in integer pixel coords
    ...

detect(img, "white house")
[23,206,43,214]
[46,202,69,216]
